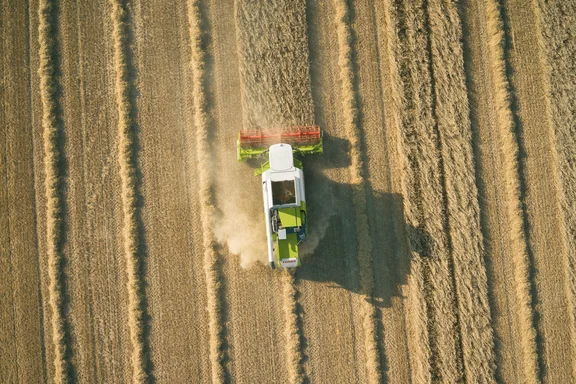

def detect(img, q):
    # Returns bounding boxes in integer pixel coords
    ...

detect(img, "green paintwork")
[254,161,270,176]
[275,202,307,267]
[237,146,266,161]
[277,233,299,261]
[278,207,301,228]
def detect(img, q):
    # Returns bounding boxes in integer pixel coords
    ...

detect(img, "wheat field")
[1,0,575,382]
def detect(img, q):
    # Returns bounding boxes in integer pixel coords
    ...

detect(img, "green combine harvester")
[237,126,323,268]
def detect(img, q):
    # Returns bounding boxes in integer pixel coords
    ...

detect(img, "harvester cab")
[237,126,323,269]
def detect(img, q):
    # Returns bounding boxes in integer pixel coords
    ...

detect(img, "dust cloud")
[212,182,268,269]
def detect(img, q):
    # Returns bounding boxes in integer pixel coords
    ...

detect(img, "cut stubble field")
[2,0,576,383]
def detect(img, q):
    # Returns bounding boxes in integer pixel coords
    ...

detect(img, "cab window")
[272,180,296,205]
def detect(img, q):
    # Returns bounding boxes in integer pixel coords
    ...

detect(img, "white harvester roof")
[269,144,294,171]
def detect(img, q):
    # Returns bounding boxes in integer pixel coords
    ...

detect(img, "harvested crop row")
[282,271,305,384]
[332,1,381,382]
[38,0,69,382]
[536,0,576,378]
[235,0,314,129]
[460,0,539,380]
[187,1,225,382]
[109,1,148,382]
[426,0,496,380]
[391,0,463,381]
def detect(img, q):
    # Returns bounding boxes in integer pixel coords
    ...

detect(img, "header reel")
[237,125,323,161]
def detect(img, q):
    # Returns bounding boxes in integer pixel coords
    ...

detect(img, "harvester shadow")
[295,150,430,310]
[241,135,429,383]
[302,0,425,309]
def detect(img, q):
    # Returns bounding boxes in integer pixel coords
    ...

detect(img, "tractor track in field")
[38,0,72,382]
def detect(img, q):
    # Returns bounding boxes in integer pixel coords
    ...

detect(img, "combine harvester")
[237,126,323,269]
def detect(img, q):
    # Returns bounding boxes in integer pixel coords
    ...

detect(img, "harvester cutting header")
[237,126,323,269]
